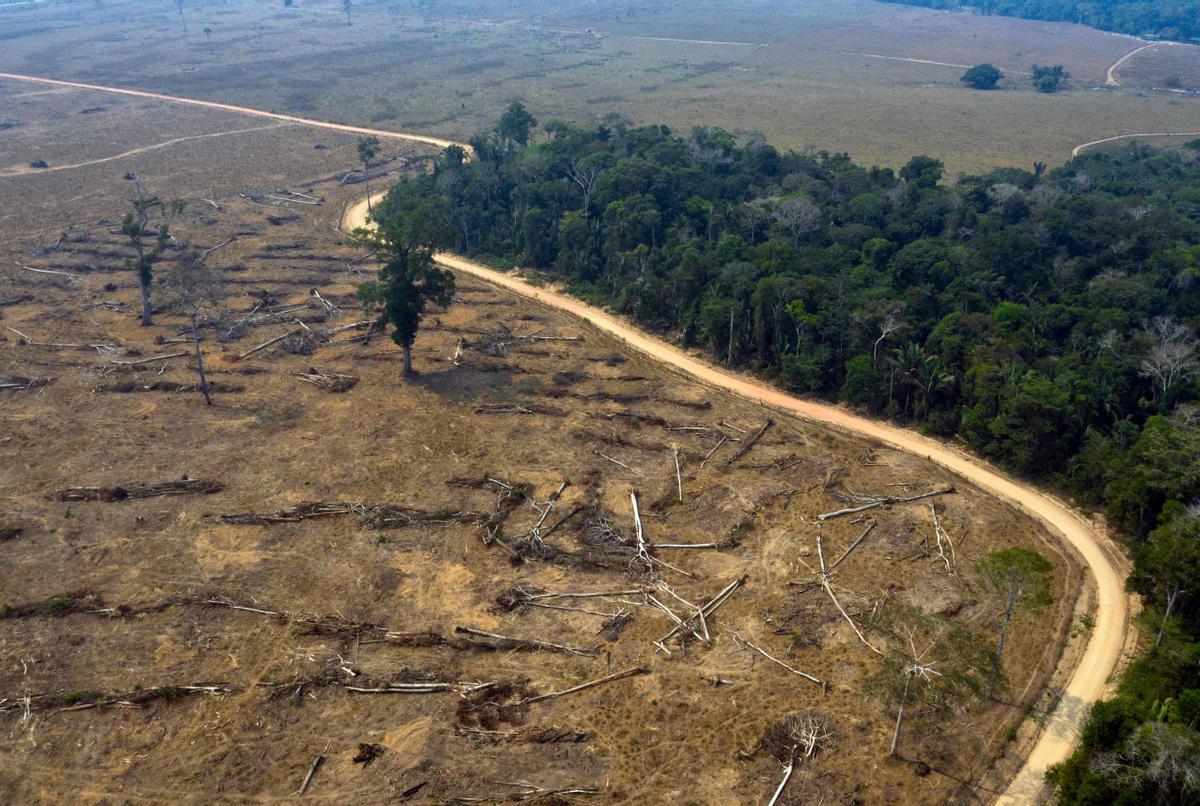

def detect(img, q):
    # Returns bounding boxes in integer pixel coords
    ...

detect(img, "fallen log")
[816,486,955,521]
[454,626,599,658]
[55,479,223,502]
[522,667,648,705]
[724,419,773,467]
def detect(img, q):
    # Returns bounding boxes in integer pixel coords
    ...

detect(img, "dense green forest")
[374,108,1200,801]
[881,0,1200,41]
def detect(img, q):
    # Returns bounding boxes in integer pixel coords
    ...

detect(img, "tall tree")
[351,197,455,375]
[122,182,170,327]
[976,547,1053,698]
[497,102,537,151]
[357,135,381,213]
[1132,514,1200,647]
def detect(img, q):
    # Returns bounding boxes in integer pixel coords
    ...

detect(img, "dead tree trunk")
[988,607,1014,699]
[890,674,912,757]
[191,316,212,406]
[1157,586,1180,648]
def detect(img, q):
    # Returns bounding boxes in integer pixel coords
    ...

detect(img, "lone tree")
[156,254,222,405]
[976,547,1053,698]
[1031,64,1068,93]
[122,181,170,327]
[962,63,1003,90]
[352,194,455,375]
[356,135,381,212]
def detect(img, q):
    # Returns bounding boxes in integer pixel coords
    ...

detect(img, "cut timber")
[237,328,303,360]
[55,479,223,502]
[20,265,77,279]
[816,486,955,521]
[109,352,187,367]
[828,521,876,575]
[657,576,746,646]
[816,533,882,655]
[522,667,648,705]
[200,236,235,260]
[731,632,825,691]
[454,626,599,657]
[724,419,773,466]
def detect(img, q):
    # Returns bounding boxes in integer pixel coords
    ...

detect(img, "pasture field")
[0,0,1197,174]
[0,79,1089,803]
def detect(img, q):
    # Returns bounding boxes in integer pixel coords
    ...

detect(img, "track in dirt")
[0,68,1129,805]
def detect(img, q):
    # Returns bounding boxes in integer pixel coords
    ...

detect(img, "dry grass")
[0,0,1197,175]
[0,111,1087,802]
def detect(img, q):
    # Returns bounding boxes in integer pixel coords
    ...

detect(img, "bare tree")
[566,157,603,216]
[1140,316,1198,405]
[869,610,989,758]
[759,713,836,805]
[157,255,222,405]
[976,548,1052,698]
[873,308,902,370]
[773,197,822,247]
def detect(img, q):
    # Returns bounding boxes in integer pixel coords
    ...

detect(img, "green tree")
[497,102,537,151]
[1031,64,1067,93]
[156,254,222,405]
[962,63,1003,90]
[900,155,944,189]
[357,135,381,212]
[976,547,1053,698]
[1131,514,1200,647]
[121,182,170,327]
[352,200,455,376]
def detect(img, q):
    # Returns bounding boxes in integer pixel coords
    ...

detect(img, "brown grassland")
[0,75,1093,803]
[0,0,1197,176]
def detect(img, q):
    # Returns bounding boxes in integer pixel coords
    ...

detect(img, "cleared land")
[0,84,1088,802]
[0,0,1197,174]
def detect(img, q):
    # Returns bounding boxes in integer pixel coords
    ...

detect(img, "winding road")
[0,69,1130,804]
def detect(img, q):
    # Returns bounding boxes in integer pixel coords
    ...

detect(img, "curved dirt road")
[1074,130,1200,156]
[0,68,1127,803]
[345,194,1128,804]
[1106,41,1158,86]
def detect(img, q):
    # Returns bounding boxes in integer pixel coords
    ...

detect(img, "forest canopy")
[375,110,1200,802]
[881,0,1200,42]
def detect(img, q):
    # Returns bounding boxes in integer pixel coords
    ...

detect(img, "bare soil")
[0,101,1084,803]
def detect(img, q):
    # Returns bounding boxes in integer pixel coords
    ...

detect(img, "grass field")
[0,0,1197,175]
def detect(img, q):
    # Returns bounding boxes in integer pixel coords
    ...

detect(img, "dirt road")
[0,67,1129,803]
[0,72,464,152]
[1106,41,1157,86]
[1073,130,1200,156]
[344,192,1129,804]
